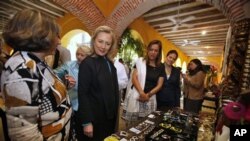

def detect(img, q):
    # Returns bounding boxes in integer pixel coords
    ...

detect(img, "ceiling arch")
[0,0,249,66]
[106,0,170,36]
[1,0,248,36]
[53,0,105,32]
[51,0,249,37]
[111,0,249,37]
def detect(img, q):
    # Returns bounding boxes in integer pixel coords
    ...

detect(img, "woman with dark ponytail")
[183,59,206,114]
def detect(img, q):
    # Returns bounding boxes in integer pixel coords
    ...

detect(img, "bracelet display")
[105,110,200,141]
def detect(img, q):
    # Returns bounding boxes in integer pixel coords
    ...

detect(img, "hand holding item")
[64,75,76,89]
[83,123,93,138]
[182,73,187,79]
[182,73,189,83]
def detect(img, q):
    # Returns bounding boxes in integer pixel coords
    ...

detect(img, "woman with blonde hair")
[77,26,119,140]
[55,45,91,111]
[55,44,91,140]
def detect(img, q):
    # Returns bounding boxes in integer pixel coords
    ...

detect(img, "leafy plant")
[118,28,145,67]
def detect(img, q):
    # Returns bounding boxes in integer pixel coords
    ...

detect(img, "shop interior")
[0,0,250,141]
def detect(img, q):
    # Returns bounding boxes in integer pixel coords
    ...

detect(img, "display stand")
[105,109,215,141]
[214,19,250,141]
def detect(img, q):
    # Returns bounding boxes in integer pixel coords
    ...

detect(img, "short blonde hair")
[90,25,117,60]
[76,44,91,55]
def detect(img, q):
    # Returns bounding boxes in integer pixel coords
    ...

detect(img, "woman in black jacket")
[157,50,181,111]
[77,25,119,141]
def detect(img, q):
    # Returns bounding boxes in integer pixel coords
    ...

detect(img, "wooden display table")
[105,110,201,141]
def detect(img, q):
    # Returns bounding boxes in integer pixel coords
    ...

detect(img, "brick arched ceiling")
[206,0,248,22]
[92,0,120,17]
[0,0,248,64]
[50,0,249,59]
[53,0,105,33]
[52,0,249,37]
[110,0,249,37]
[52,0,172,36]
[0,0,248,36]
[106,0,171,36]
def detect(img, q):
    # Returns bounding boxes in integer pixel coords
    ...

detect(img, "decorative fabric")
[223,102,246,121]
[1,51,72,141]
[123,58,157,121]
[114,59,128,90]
[54,60,79,111]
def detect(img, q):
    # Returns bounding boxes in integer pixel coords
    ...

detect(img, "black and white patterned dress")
[1,51,72,141]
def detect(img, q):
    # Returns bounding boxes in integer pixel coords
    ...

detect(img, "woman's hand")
[83,124,93,138]
[64,75,76,89]
[138,92,149,102]
[182,73,187,79]
[182,74,189,83]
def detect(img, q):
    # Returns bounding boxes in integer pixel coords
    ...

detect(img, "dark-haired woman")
[183,59,206,114]
[157,50,181,111]
[1,9,72,140]
[124,40,164,121]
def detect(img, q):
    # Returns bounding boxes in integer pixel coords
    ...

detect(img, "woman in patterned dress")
[1,9,72,140]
